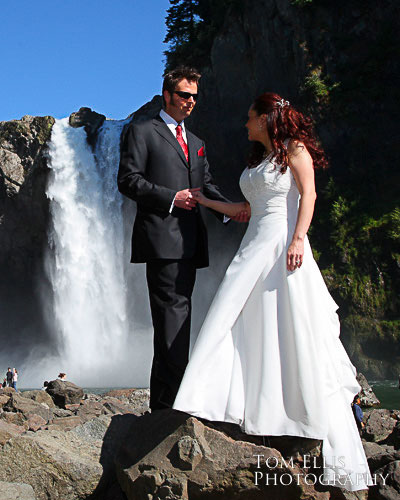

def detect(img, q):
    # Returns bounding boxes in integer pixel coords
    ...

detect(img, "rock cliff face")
[185,0,400,378]
[0,115,55,355]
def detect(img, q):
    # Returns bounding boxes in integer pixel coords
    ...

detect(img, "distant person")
[42,381,49,391]
[2,378,6,388]
[6,368,13,388]
[352,395,365,432]
[57,373,67,381]
[12,368,18,391]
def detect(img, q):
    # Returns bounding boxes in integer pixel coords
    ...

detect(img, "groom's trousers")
[146,258,197,410]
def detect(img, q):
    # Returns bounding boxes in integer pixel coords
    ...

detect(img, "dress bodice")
[239,155,299,218]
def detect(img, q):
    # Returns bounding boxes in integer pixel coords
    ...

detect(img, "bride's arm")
[287,140,317,271]
[191,190,250,218]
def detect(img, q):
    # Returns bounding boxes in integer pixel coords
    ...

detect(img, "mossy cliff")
[0,115,55,357]
[166,0,400,378]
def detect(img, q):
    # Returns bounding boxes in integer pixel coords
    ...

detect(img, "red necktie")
[176,125,189,162]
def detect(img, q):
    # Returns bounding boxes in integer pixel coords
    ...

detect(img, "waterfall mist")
[22,118,153,388]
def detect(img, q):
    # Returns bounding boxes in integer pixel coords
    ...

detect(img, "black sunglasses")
[173,90,198,101]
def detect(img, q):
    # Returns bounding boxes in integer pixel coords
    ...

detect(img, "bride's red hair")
[248,92,328,172]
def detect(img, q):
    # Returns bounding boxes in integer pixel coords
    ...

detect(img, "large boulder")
[369,460,400,500]
[45,379,84,408]
[20,390,56,408]
[115,410,330,500]
[363,441,400,471]
[69,107,106,148]
[0,417,109,500]
[364,410,399,443]
[4,393,53,423]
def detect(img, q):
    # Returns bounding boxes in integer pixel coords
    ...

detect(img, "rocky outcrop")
[0,384,398,500]
[0,114,55,359]
[116,409,330,500]
[184,0,400,379]
[19,389,56,408]
[358,373,381,407]
[45,379,84,408]
[69,106,106,148]
[364,410,400,443]
[0,388,146,499]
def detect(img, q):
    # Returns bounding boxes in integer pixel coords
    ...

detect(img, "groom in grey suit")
[118,67,244,410]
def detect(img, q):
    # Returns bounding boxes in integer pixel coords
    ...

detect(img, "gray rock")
[69,107,106,148]
[26,414,47,432]
[101,388,150,415]
[0,481,36,500]
[0,427,103,500]
[0,419,25,445]
[0,114,55,363]
[364,410,398,443]
[363,441,400,471]
[115,410,329,500]
[20,390,56,408]
[370,460,400,500]
[75,400,106,422]
[4,393,52,423]
[52,407,73,418]
[45,416,83,432]
[357,373,380,407]
[71,414,111,442]
[101,396,137,415]
[45,379,84,408]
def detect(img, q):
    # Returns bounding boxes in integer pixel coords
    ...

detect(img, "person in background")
[57,373,67,381]
[2,378,6,388]
[6,368,13,388]
[12,368,18,392]
[42,381,49,391]
[352,394,365,432]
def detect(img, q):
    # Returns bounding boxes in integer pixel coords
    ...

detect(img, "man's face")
[164,78,198,123]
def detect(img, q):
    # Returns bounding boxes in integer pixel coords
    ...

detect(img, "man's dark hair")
[162,66,201,104]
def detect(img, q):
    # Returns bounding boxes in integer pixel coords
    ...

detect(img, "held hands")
[287,236,304,271]
[174,188,201,210]
[231,202,251,223]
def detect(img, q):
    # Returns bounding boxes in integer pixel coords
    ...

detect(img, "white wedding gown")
[173,152,372,491]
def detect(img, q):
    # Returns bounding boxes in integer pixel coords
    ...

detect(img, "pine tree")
[163,0,243,71]
[164,0,199,50]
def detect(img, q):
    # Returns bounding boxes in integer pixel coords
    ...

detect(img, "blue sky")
[0,0,170,121]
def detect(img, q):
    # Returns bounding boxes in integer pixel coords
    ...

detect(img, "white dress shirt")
[160,109,187,142]
[160,109,187,213]
[160,109,230,222]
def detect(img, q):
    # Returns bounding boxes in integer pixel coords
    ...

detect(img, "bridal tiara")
[276,99,290,108]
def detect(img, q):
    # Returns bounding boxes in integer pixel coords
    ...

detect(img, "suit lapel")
[153,116,189,168]
[186,131,198,168]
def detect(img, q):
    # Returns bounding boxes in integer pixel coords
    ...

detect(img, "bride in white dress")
[173,93,372,491]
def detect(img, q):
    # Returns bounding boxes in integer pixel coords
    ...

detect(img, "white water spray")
[32,118,153,387]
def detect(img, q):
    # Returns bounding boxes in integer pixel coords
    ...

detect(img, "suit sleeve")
[117,123,176,212]
[201,143,232,222]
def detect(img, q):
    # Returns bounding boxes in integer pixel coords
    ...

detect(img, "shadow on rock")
[86,413,139,500]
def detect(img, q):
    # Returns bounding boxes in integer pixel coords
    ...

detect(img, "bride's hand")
[232,202,251,222]
[287,237,304,271]
[190,189,209,206]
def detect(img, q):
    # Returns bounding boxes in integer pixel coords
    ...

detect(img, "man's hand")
[174,188,200,210]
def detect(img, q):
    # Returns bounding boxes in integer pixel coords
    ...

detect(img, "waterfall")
[34,117,152,388]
